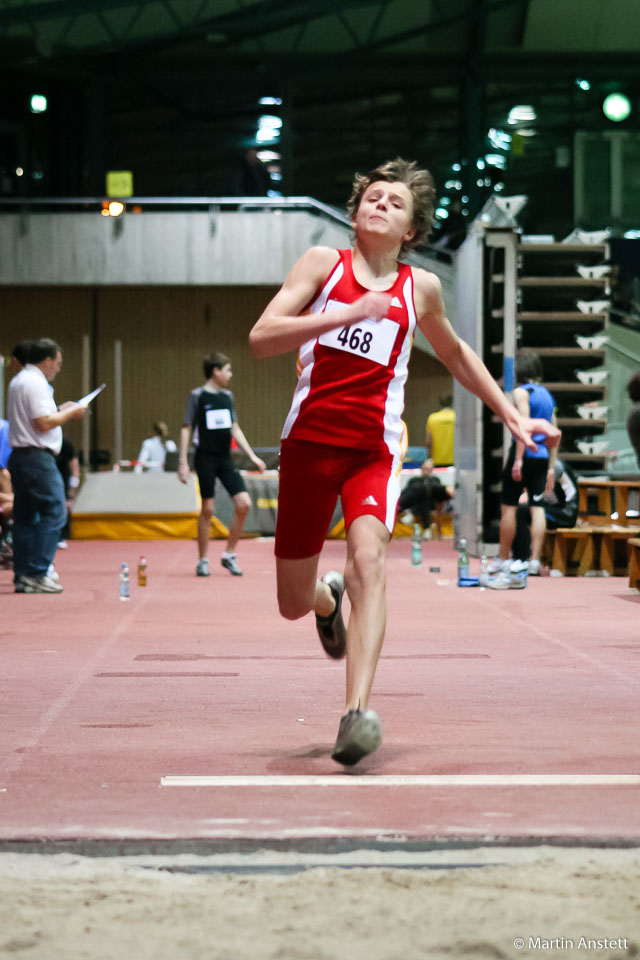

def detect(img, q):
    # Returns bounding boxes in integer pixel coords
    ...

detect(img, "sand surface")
[1,846,639,959]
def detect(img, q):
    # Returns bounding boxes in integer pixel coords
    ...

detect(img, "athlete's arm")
[511,387,530,481]
[249,246,392,358]
[414,270,559,454]
[231,422,266,472]
[546,410,559,495]
[425,422,433,459]
[177,424,191,484]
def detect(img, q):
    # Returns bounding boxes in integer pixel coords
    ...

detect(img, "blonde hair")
[347,158,436,254]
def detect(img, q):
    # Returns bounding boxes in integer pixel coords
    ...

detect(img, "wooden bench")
[577,478,640,527]
[629,538,640,592]
[598,527,640,577]
[543,526,598,576]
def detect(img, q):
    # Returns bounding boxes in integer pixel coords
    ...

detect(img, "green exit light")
[30,94,48,114]
[602,92,631,122]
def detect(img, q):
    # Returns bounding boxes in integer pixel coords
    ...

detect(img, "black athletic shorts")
[194,449,246,501]
[501,444,549,507]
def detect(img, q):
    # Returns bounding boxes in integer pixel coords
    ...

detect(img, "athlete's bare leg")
[499,503,517,561]
[227,491,251,553]
[198,498,214,558]
[276,554,335,621]
[343,515,389,711]
[529,504,546,562]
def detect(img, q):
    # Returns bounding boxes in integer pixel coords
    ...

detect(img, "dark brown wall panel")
[2,285,451,464]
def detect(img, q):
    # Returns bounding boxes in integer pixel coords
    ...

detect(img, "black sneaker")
[221,555,243,576]
[315,571,346,659]
[331,709,383,766]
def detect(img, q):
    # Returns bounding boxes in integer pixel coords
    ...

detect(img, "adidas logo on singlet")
[390,296,403,308]
[362,495,378,506]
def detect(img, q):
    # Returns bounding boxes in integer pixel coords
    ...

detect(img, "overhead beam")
[0,0,388,43]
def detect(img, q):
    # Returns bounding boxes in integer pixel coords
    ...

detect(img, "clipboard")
[78,383,106,408]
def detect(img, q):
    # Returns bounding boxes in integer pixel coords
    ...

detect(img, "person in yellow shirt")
[425,394,455,466]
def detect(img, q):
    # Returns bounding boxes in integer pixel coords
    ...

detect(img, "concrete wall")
[0,207,456,331]
[0,208,450,285]
[0,210,347,286]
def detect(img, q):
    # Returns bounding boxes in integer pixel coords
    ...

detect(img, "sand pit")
[1,845,639,959]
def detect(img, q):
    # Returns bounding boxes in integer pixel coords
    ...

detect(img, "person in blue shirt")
[0,419,10,470]
[490,350,558,581]
[0,419,13,562]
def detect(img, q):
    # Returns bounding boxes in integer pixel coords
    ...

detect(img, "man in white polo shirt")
[8,338,86,594]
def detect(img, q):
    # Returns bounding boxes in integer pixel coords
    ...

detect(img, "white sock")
[221,551,235,559]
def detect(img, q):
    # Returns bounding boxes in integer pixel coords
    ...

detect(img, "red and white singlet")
[281,249,417,457]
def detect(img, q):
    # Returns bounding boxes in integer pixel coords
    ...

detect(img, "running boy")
[249,159,559,765]
[178,353,265,577]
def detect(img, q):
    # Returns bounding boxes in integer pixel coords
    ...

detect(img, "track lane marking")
[161,774,640,787]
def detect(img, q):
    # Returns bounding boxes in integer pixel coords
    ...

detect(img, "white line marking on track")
[161,774,640,787]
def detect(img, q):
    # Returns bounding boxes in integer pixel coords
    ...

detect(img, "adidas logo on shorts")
[361,495,378,506]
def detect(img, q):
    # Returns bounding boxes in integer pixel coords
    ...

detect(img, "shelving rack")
[515,241,610,469]
[453,224,610,556]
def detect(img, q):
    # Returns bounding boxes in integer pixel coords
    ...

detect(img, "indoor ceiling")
[1,0,639,235]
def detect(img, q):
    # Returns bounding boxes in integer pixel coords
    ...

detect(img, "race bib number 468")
[318,314,399,366]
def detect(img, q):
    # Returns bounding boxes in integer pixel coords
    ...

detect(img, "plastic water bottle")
[137,555,147,587]
[457,538,470,583]
[479,553,489,590]
[411,523,422,567]
[119,562,130,601]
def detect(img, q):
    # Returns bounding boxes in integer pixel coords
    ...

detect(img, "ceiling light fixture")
[603,92,631,122]
[101,200,125,217]
[30,94,47,114]
[507,104,536,125]
[256,114,282,144]
[488,128,512,150]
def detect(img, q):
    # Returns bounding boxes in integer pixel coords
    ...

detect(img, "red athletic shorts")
[275,439,402,560]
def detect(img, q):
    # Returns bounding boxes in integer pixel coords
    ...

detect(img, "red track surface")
[2,538,639,841]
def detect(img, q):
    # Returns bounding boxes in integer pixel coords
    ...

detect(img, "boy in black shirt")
[178,353,265,576]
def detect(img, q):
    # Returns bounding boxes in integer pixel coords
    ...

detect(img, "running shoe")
[488,569,527,590]
[20,574,63,594]
[332,709,383,766]
[196,558,210,577]
[527,558,541,576]
[315,571,347,659]
[487,557,507,575]
[221,554,243,576]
